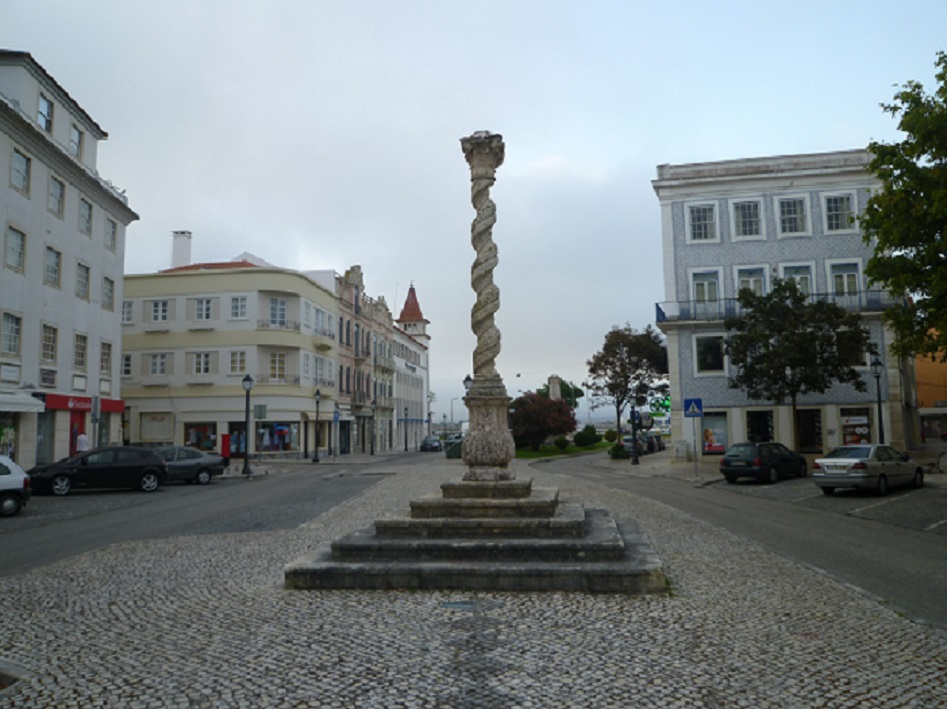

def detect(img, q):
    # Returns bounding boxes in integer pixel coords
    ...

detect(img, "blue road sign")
[683,398,703,418]
[333,409,340,423]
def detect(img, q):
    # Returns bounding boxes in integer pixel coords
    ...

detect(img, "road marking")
[850,489,921,515]
[925,519,947,532]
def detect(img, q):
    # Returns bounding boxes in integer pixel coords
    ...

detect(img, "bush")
[553,435,569,450]
[608,443,630,459]
[573,424,600,448]
[604,429,617,443]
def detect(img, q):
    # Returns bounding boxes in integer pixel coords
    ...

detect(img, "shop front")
[32,393,124,463]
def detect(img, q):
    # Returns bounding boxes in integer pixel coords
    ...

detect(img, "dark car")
[157,446,228,484]
[420,436,443,452]
[29,447,169,496]
[719,441,808,484]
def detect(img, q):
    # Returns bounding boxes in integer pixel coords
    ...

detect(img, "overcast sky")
[4,1,945,423]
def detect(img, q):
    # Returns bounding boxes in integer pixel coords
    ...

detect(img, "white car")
[0,454,31,517]
[812,444,924,496]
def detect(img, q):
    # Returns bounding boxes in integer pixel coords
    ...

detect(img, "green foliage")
[573,424,600,447]
[553,435,569,450]
[862,51,947,360]
[608,443,630,459]
[509,392,577,451]
[603,429,617,443]
[587,324,669,440]
[536,379,584,408]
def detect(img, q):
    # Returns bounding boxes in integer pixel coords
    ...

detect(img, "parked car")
[719,441,808,484]
[622,435,646,457]
[420,436,443,452]
[0,454,30,517]
[812,444,924,496]
[157,446,228,484]
[646,433,666,452]
[29,447,169,496]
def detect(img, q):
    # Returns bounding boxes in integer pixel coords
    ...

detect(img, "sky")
[4,1,945,423]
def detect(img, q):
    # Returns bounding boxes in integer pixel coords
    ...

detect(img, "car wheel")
[724,476,736,484]
[797,461,808,478]
[765,467,778,484]
[139,472,160,492]
[51,475,71,496]
[0,493,22,517]
[876,475,889,497]
[821,487,835,496]
[913,470,924,489]
[195,469,212,485]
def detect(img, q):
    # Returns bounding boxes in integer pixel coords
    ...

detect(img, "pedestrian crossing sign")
[683,398,703,418]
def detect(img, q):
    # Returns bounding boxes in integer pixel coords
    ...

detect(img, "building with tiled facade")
[652,149,918,459]
[0,50,138,468]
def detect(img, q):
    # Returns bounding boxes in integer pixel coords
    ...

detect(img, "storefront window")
[184,423,218,451]
[840,408,871,445]
[746,410,773,443]
[256,422,300,452]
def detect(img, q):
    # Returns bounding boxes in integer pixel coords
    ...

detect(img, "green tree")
[724,279,871,449]
[862,51,947,360]
[586,324,668,438]
[509,392,577,451]
[536,379,584,409]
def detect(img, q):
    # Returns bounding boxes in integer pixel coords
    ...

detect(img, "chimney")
[171,230,192,268]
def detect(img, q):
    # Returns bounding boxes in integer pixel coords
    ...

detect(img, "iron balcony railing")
[257,319,301,332]
[655,289,904,324]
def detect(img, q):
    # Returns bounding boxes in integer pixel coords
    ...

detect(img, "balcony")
[257,319,301,332]
[374,355,395,372]
[655,290,905,324]
[254,374,301,385]
[312,327,336,352]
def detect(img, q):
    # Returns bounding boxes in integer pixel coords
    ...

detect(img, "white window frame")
[122,354,132,377]
[48,176,65,217]
[105,219,117,252]
[825,259,863,299]
[193,352,211,375]
[774,193,812,238]
[151,300,169,322]
[822,191,858,234]
[230,296,247,320]
[41,324,57,363]
[5,227,25,272]
[44,247,61,287]
[269,352,286,381]
[38,94,54,132]
[687,267,724,320]
[733,264,768,297]
[122,300,133,324]
[1,313,21,355]
[779,262,816,296]
[269,297,287,326]
[11,148,30,194]
[102,277,114,311]
[693,332,728,377]
[728,198,766,241]
[149,353,168,376]
[69,125,83,159]
[684,201,720,244]
[76,263,90,300]
[74,333,88,370]
[100,341,112,375]
[230,350,247,374]
[78,197,93,236]
[195,298,212,321]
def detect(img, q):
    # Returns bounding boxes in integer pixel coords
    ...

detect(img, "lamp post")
[371,399,376,455]
[312,388,321,463]
[241,374,254,476]
[404,406,409,452]
[629,397,640,466]
[870,353,885,444]
[450,397,459,431]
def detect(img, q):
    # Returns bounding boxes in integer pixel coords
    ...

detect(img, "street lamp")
[870,353,885,444]
[629,395,641,466]
[371,399,376,455]
[463,374,473,392]
[404,405,409,452]
[312,388,321,463]
[241,374,254,476]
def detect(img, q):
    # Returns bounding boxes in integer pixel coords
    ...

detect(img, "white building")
[652,150,917,459]
[0,50,138,468]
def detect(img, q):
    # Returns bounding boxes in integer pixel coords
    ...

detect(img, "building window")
[303,301,311,328]
[230,351,246,374]
[687,203,717,242]
[195,298,212,320]
[74,333,88,370]
[79,198,93,235]
[269,352,286,380]
[152,300,169,322]
[824,193,855,233]
[736,267,765,296]
[38,94,54,131]
[5,227,25,272]
[122,300,133,324]
[777,197,809,236]
[303,353,310,377]
[695,335,726,374]
[41,324,57,363]
[194,352,211,375]
[270,298,287,326]
[44,247,61,287]
[782,265,813,296]
[102,277,114,311]
[149,353,167,375]
[76,263,90,300]
[1,313,21,355]
[48,176,65,217]
[731,200,762,239]
[105,219,117,252]
[230,296,247,319]
[830,262,860,298]
[122,354,132,377]
[69,125,84,159]
[11,149,30,194]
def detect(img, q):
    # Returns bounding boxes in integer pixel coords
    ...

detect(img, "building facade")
[0,50,138,468]
[394,285,430,451]
[652,149,917,459]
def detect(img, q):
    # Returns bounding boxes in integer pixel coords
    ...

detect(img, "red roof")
[397,285,428,323]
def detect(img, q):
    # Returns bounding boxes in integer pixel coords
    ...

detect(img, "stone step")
[440,478,533,499]
[375,502,585,538]
[409,487,559,519]
[334,508,624,562]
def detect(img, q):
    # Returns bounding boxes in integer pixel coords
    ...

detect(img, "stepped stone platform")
[284,477,667,594]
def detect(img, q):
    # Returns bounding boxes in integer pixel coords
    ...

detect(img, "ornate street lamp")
[870,353,885,444]
[312,388,321,463]
[404,405,409,452]
[370,399,376,455]
[241,374,254,476]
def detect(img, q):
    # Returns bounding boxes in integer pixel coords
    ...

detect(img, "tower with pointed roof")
[396,284,429,343]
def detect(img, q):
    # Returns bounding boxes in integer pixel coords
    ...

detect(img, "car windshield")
[825,446,871,459]
[725,444,757,457]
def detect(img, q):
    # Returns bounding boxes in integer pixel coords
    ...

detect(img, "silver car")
[812,444,924,496]
[157,446,228,485]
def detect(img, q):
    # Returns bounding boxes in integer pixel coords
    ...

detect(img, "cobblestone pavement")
[1,456,946,707]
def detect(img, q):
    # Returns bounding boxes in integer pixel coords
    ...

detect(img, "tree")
[536,379,584,409]
[586,324,668,438]
[509,392,577,451]
[861,51,947,361]
[724,279,871,449]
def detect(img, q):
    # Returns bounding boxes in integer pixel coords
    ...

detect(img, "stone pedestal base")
[462,389,515,481]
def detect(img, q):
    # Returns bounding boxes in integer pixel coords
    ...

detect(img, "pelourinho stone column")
[460,131,516,481]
